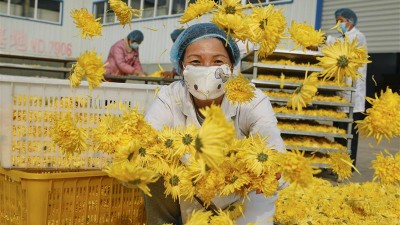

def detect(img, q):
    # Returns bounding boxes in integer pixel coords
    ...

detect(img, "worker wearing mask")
[105,30,147,82]
[328,8,367,166]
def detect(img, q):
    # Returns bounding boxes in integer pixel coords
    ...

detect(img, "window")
[0,0,62,23]
[94,0,191,23]
[93,0,289,23]
[247,0,289,5]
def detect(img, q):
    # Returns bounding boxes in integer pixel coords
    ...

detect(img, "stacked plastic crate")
[0,75,159,225]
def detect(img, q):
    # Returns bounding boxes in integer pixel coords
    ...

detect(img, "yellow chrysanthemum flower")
[224,74,256,104]
[278,149,319,187]
[212,12,248,41]
[237,134,279,176]
[196,170,225,205]
[69,50,106,90]
[289,21,325,52]
[212,0,249,40]
[328,151,356,180]
[113,140,141,163]
[249,172,279,197]
[112,138,162,172]
[50,112,87,154]
[121,107,159,144]
[185,210,213,225]
[146,142,171,174]
[70,8,102,39]
[158,126,179,161]
[371,150,400,185]
[245,5,286,57]
[209,209,236,225]
[92,114,129,154]
[317,36,371,83]
[108,0,141,28]
[196,105,235,169]
[355,87,400,144]
[104,161,160,196]
[185,156,208,183]
[287,71,319,111]
[180,169,199,201]
[173,124,198,157]
[164,165,185,201]
[179,0,216,24]
[219,159,250,196]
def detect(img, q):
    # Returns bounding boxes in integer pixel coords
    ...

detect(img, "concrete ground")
[319,136,400,183]
[348,136,400,183]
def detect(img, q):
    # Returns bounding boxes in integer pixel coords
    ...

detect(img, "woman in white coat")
[143,23,286,225]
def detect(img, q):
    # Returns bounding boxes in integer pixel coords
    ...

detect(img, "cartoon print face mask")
[183,64,231,100]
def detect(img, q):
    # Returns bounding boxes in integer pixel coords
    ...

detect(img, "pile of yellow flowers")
[273,105,348,119]
[103,105,329,211]
[75,103,398,224]
[265,90,349,103]
[278,120,346,135]
[283,136,347,151]
[275,177,400,224]
[257,74,350,87]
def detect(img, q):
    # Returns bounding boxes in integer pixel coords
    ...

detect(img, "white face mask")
[183,64,231,100]
[339,22,348,33]
[130,42,140,50]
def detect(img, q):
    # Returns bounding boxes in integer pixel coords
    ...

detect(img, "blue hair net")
[127,30,144,42]
[170,23,240,75]
[335,8,358,26]
[170,29,185,42]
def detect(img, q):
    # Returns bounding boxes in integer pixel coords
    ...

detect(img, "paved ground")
[348,136,400,183]
[318,136,400,183]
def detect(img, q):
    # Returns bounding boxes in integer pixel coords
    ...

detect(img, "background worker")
[329,8,367,166]
[104,30,147,82]
[161,28,185,78]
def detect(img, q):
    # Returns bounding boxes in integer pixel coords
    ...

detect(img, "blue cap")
[170,29,185,42]
[170,23,240,75]
[127,30,144,42]
[335,8,358,26]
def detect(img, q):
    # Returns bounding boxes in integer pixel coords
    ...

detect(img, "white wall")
[0,0,319,70]
[320,0,400,53]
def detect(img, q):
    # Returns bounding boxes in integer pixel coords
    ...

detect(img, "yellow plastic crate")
[0,168,146,225]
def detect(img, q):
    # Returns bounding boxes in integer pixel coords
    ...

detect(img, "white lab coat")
[326,27,368,113]
[145,81,286,224]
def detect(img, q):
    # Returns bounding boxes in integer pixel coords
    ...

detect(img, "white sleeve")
[144,87,174,131]
[356,32,367,48]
